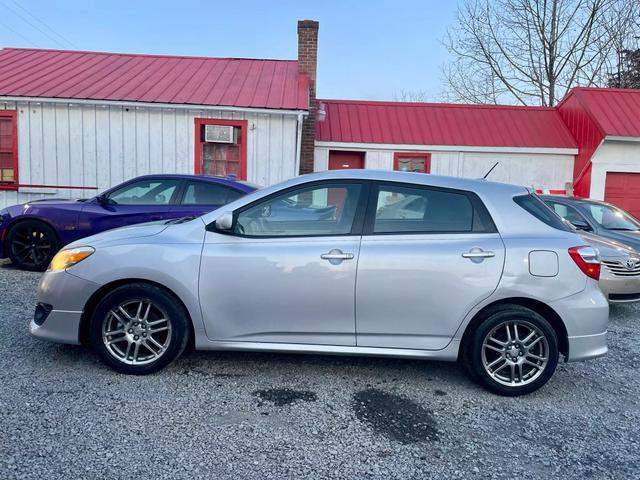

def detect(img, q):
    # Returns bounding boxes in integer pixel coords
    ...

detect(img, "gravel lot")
[0,259,639,480]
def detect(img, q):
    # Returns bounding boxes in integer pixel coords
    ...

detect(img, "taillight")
[568,246,601,280]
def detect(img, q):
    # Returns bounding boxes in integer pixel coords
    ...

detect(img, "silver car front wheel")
[102,300,172,366]
[90,283,189,375]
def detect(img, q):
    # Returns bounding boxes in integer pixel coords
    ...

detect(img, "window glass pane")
[396,157,426,173]
[374,185,473,233]
[547,202,583,225]
[235,184,362,237]
[201,126,240,177]
[0,117,16,184]
[514,195,571,231]
[587,204,640,230]
[183,181,231,205]
[107,180,179,205]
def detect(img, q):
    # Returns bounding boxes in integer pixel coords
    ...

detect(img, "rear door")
[355,182,505,350]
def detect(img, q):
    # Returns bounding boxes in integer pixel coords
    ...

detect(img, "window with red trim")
[393,152,431,173]
[194,118,247,180]
[0,110,18,188]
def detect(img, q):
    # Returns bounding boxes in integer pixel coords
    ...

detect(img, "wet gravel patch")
[254,388,318,407]
[0,259,639,479]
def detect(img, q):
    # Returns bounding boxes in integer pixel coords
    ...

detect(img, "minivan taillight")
[568,246,601,280]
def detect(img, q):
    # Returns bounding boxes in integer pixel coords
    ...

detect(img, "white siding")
[315,146,573,191]
[589,140,640,200]
[0,101,300,208]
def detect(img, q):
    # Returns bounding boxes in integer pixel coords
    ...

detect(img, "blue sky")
[0,0,458,101]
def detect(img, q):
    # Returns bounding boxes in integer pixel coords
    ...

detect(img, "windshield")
[585,203,640,231]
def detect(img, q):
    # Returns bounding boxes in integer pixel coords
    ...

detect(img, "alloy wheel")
[481,320,549,387]
[10,224,53,268]
[102,299,172,365]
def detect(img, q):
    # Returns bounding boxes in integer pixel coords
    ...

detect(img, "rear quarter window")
[514,194,572,231]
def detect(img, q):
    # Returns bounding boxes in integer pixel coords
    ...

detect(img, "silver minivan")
[31,170,608,396]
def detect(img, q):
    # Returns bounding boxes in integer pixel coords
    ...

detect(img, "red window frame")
[0,110,18,191]
[194,118,248,180]
[393,152,431,173]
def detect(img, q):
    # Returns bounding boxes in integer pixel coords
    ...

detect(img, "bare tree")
[443,0,640,106]
[393,88,433,102]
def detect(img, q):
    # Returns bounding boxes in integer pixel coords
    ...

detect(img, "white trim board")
[314,141,578,155]
[0,96,308,117]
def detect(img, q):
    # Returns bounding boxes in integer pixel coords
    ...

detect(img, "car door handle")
[462,249,495,259]
[321,250,354,261]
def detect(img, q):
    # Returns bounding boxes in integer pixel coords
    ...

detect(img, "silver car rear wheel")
[481,320,549,387]
[102,299,172,366]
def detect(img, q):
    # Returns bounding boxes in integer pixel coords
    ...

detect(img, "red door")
[328,150,365,170]
[604,172,640,219]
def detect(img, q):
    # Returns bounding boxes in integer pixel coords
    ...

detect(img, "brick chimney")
[297,19,319,175]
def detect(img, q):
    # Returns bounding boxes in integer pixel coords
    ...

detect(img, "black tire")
[89,283,190,375]
[463,305,559,396]
[7,220,60,271]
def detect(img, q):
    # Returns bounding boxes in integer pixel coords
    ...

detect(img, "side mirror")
[96,194,108,205]
[214,212,234,231]
[571,219,592,231]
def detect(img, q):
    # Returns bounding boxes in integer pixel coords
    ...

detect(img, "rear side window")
[370,183,496,234]
[182,181,239,205]
[514,194,571,231]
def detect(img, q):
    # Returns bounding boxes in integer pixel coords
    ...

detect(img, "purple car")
[0,174,257,271]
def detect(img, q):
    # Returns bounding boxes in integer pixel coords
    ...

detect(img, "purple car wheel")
[7,220,60,271]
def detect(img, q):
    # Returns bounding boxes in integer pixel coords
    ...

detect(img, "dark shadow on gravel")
[254,388,317,406]
[353,388,439,444]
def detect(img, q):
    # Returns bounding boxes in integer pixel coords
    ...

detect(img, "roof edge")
[317,98,557,112]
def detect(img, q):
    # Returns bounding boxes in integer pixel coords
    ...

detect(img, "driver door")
[198,180,368,346]
[77,177,182,237]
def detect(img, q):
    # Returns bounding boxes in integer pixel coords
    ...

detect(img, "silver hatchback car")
[31,170,609,396]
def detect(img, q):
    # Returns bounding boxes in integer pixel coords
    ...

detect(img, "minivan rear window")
[514,194,572,231]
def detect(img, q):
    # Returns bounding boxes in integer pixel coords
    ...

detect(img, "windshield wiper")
[165,216,196,225]
[606,227,638,231]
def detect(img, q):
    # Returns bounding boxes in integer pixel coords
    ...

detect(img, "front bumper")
[29,269,101,345]
[599,269,640,303]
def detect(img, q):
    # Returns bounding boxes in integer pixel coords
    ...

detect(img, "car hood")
[66,221,169,249]
[579,231,639,260]
[5,198,89,215]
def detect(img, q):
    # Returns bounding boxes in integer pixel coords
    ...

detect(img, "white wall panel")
[315,146,573,191]
[1,100,300,208]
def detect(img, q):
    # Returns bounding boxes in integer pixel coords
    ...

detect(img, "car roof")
[129,174,258,192]
[539,195,611,207]
[296,169,529,196]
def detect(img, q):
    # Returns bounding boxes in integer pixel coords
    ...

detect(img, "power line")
[1,1,76,50]
[0,18,39,47]
[9,0,78,49]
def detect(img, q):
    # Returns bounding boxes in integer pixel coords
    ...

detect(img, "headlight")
[49,246,95,271]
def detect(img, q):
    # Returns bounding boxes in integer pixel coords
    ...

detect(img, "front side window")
[234,183,363,237]
[182,181,238,205]
[545,201,589,227]
[107,179,180,205]
[373,184,488,234]
[585,203,640,231]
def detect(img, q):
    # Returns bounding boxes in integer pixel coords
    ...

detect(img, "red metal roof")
[0,48,309,110]
[316,99,578,149]
[560,87,640,138]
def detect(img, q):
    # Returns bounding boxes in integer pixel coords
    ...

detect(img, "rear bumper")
[567,332,608,362]
[548,280,609,362]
